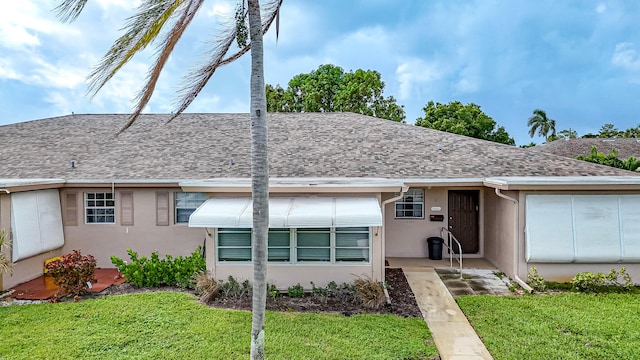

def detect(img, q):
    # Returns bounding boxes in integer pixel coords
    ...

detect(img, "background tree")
[527,109,556,141]
[557,129,578,139]
[597,123,622,138]
[266,64,405,122]
[577,146,640,172]
[55,1,282,358]
[415,101,515,145]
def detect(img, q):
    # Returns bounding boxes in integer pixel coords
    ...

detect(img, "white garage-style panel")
[525,195,575,262]
[620,195,640,261]
[573,195,621,261]
[526,194,640,263]
[11,189,65,262]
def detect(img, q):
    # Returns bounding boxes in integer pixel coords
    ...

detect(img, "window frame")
[395,188,425,219]
[215,227,371,264]
[84,192,115,224]
[174,192,206,224]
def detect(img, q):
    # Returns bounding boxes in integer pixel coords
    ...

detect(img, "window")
[216,227,370,264]
[335,227,370,262]
[175,192,206,223]
[268,228,291,262]
[218,228,252,261]
[395,189,424,218]
[85,192,115,224]
[296,228,331,262]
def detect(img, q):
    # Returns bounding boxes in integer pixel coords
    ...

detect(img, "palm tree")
[527,109,556,142]
[54,1,281,358]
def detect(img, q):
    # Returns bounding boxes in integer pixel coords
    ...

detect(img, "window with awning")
[189,196,383,228]
[191,197,379,264]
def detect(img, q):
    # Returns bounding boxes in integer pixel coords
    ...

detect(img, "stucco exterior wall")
[384,187,485,258]
[482,189,517,277]
[384,188,448,258]
[61,188,205,268]
[2,187,205,290]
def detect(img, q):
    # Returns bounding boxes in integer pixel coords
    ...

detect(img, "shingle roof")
[529,138,640,160]
[1,113,637,180]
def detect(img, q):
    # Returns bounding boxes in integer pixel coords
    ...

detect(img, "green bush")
[111,246,205,289]
[287,283,305,298]
[527,267,547,292]
[219,276,251,298]
[571,268,634,293]
[310,281,356,303]
[45,250,97,296]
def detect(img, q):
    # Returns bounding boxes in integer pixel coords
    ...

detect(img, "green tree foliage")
[576,146,640,171]
[557,129,578,139]
[415,101,515,145]
[266,64,406,122]
[598,123,622,138]
[527,109,556,141]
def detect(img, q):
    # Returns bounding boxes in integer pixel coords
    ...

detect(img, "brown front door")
[448,190,479,254]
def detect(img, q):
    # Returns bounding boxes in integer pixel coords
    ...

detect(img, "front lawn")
[457,293,640,359]
[0,292,437,360]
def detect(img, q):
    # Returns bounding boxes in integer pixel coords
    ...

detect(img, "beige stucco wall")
[61,188,205,268]
[482,189,517,278]
[384,187,485,258]
[2,188,204,290]
[205,226,383,289]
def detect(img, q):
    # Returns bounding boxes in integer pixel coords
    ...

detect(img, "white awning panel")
[189,197,382,228]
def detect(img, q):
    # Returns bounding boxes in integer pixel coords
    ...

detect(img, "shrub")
[45,250,97,296]
[194,272,219,303]
[219,276,251,298]
[571,268,635,293]
[110,246,205,289]
[310,281,356,303]
[287,283,305,298]
[353,276,387,309]
[267,283,279,300]
[527,267,547,292]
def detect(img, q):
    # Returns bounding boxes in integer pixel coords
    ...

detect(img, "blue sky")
[1,0,640,145]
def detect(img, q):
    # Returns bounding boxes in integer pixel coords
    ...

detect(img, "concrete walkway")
[403,267,493,360]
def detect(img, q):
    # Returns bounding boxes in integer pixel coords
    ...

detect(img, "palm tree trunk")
[248,1,269,359]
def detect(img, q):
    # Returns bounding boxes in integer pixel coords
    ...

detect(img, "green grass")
[457,293,640,359]
[0,292,437,360]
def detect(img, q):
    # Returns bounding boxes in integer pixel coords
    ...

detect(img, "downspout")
[494,188,533,293]
[380,185,410,304]
[0,189,10,194]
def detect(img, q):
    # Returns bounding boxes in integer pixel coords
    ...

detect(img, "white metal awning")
[189,197,382,228]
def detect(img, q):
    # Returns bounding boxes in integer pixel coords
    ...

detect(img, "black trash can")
[427,237,444,260]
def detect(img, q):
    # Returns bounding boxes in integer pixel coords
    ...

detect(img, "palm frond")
[0,229,13,275]
[116,0,205,135]
[54,0,89,23]
[167,0,283,123]
[87,0,185,97]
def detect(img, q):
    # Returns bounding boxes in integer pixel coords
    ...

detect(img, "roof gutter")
[494,188,533,293]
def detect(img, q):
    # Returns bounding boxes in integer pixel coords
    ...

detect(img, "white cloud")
[395,59,443,100]
[611,42,640,72]
[205,1,234,17]
[595,3,607,13]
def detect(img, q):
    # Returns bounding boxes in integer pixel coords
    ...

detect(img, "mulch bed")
[102,268,423,318]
